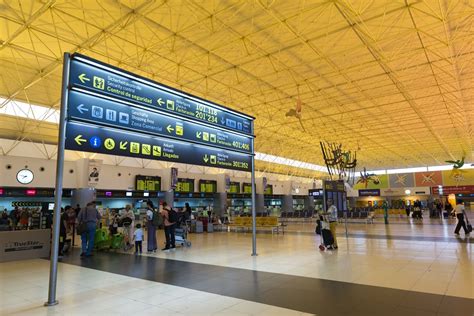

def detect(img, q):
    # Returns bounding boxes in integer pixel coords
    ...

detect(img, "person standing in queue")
[454,200,470,236]
[58,206,71,259]
[121,204,135,249]
[184,202,192,220]
[77,201,101,257]
[146,200,157,253]
[161,202,177,251]
[326,199,338,250]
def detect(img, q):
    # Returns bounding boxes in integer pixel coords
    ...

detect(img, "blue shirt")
[78,206,101,224]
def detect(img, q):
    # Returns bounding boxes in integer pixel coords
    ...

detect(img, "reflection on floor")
[1,218,472,315]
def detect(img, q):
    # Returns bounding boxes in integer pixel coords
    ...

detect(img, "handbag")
[76,222,86,235]
[76,208,88,235]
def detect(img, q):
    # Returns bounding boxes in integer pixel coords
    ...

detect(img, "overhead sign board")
[64,54,254,172]
[68,90,251,153]
[69,56,253,135]
[66,122,251,171]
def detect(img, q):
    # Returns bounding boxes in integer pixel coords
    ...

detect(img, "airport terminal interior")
[0,1,473,315]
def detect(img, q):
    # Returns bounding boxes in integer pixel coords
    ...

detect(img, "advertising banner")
[0,229,51,262]
[414,171,443,186]
[388,173,415,188]
[87,159,102,187]
[170,167,178,190]
[442,169,474,187]
[225,174,231,191]
[353,174,389,190]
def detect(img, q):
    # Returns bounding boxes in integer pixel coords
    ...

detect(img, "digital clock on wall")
[16,169,34,184]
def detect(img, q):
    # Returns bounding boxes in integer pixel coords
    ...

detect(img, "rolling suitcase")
[322,229,334,246]
[195,221,203,233]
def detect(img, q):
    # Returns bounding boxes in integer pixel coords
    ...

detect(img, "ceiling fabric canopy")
[0,0,472,176]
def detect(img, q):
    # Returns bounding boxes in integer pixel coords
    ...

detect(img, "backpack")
[152,209,163,227]
[167,208,178,224]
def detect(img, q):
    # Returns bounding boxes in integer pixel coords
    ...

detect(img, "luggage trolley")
[316,214,334,251]
[175,215,192,247]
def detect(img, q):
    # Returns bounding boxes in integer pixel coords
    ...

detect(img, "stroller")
[315,214,334,251]
[175,212,191,247]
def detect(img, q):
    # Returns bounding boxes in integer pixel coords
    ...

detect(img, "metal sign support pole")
[45,53,70,307]
[251,138,257,256]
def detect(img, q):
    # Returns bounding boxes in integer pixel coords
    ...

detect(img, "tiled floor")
[1,218,473,315]
[0,260,309,316]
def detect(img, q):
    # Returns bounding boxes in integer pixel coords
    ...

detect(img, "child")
[133,223,143,255]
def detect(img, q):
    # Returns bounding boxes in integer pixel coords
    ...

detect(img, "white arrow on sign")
[77,104,88,114]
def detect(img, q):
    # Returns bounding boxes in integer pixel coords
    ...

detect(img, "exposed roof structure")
[1,0,473,177]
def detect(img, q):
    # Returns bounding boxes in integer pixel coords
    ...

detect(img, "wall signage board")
[358,189,380,197]
[69,56,253,135]
[229,182,240,194]
[199,180,217,193]
[264,185,273,195]
[432,185,474,195]
[65,122,251,171]
[135,175,161,191]
[243,183,253,194]
[308,189,323,197]
[65,54,254,172]
[68,91,251,154]
[175,178,194,193]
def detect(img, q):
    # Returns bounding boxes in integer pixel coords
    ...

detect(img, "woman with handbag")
[77,201,101,257]
[454,200,470,236]
[146,200,157,253]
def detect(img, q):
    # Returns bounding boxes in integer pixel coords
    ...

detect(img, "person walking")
[161,202,177,251]
[325,198,338,250]
[146,200,157,253]
[454,200,470,236]
[77,201,101,257]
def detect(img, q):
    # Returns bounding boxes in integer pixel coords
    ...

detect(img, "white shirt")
[455,204,465,215]
[146,209,153,220]
[134,228,143,241]
[328,205,338,222]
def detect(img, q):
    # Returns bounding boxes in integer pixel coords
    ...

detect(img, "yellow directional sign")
[176,125,183,136]
[142,144,151,155]
[104,138,115,150]
[210,155,217,164]
[196,131,202,139]
[78,73,90,83]
[166,125,174,133]
[130,142,140,154]
[93,76,105,90]
[120,141,128,150]
[210,134,216,143]
[153,145,161,157]
[203,154,209,163]
[74,135,86,145]
[157,98,165,106]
